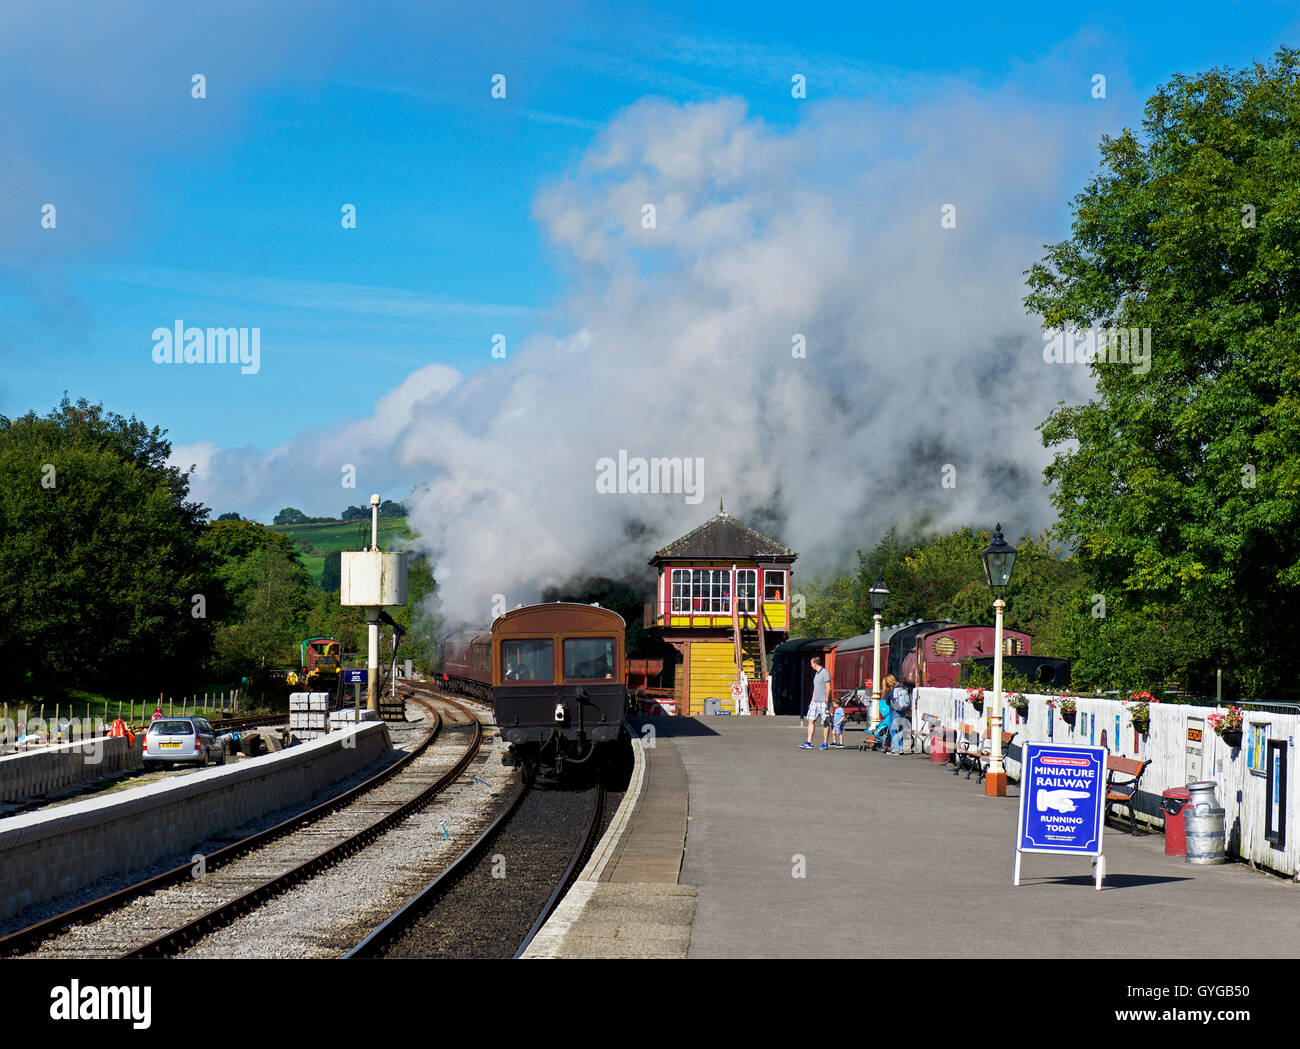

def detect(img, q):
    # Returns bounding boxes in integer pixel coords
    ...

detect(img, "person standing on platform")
[830,698,846,748]
[884,674,912,754]
[800,655,831,750]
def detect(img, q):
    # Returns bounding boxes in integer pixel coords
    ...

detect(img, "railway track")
[0,694,484,959]
[344,771,606,960]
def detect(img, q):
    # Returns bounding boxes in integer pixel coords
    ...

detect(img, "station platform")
[528,716,1300,959]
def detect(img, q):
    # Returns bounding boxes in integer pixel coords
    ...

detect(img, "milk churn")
[1184,780,1226,864]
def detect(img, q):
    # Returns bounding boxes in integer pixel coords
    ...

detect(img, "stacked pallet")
[289,693,332,742]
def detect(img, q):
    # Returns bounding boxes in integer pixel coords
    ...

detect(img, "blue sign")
[343,669,368,685]
[1016,742,1107,855]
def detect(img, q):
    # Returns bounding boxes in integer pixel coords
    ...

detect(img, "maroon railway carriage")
[903,624,1032,688]
[440,630,492,701]
[442,603,628,772]
[828,628,898,704]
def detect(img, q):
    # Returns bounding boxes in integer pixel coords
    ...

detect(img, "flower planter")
[1061,711,1076,726]
[970,699,984,714]
[1220,729,1242,749]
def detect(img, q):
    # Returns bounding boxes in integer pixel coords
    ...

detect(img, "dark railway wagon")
[769,637,840,716]
[491,603,628,772]
[959,654,1071,690]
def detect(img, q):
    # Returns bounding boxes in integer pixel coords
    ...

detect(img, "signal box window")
[564,638,616,680]
[670,567,758,614]
[764,571,785,602]
[501,639,553,683]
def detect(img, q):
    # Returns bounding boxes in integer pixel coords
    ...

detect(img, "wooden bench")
[952,727,1017,784]
[951,723,984,778]
[1104,756,1151,834]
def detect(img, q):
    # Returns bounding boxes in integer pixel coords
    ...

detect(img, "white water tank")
[340,550,409,606]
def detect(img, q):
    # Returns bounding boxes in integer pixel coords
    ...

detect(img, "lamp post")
[868,574,890,734]
[980,524,1018,797]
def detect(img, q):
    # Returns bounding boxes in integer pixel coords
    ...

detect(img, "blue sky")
[2,1,1298,546]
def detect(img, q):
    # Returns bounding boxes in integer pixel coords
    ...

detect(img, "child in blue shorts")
[831,700,846,748]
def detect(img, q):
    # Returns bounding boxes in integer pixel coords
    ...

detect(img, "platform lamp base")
[985,770,1007,797]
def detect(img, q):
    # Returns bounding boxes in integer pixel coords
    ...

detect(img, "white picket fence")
[914,687,1300,878]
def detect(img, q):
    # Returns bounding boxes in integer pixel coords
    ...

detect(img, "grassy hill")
[268,516,414,587]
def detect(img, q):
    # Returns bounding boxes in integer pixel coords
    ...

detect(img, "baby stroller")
[858,694,894,751]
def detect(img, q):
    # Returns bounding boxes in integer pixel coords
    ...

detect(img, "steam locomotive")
[441,603,628,773]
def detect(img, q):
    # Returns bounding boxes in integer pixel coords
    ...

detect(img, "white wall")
[914,687,1299,877]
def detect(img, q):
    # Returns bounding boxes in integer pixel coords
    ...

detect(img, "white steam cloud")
[182,91,1101,625]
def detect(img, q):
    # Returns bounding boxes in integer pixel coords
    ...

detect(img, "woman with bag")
[883,674,912,754]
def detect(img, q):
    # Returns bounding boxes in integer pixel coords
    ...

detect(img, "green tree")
[213,546,314,700]
[320,549,342,591]
[0,398,212,698]
[274,507,307,525]
[1024,48,1300,698]
[199,519,301,622]
[792,574,867,639]
[304,589,367,659]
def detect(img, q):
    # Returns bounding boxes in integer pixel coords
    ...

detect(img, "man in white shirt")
[800,655,831,750]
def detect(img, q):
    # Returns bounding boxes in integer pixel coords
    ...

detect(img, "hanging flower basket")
[1006,694,1028,723]
[1124,692,1154,736]
[1208,707,1243,748]
[1048,695,1076,726]
[966,687,984,713]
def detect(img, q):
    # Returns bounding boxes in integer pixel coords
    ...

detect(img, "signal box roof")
[650,505,796,566]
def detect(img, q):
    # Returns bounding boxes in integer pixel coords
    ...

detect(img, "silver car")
[143,717,226,766]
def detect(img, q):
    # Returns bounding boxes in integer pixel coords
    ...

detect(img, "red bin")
[930,727,954,763]
[1161,787,1191,856]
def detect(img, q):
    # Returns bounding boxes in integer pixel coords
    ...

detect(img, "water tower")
[339,494,409,712]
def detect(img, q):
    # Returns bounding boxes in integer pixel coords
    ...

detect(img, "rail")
[122,701,482,958]
[0,695,461,957]
[513,782,605,958]
[342,774,531,959]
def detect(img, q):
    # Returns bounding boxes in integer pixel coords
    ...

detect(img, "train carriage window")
[564,638,617,680]
[501,639,553,683]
